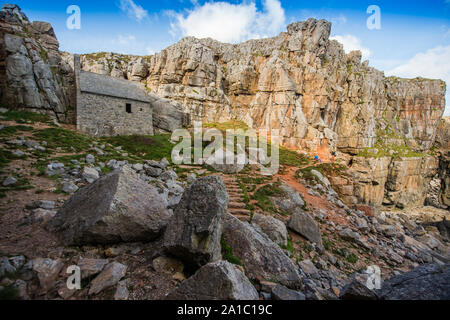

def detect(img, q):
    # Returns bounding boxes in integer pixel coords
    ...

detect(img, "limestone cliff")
[0,5,447,209]
[0,4,74,121]
[79,18,447,209]
[433,117,450,207]
[80,19,446,157]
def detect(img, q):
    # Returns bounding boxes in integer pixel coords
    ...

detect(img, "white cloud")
[119,0,148,22]
[387,46,450,116]
[170,0,286,43]
[116,35,136,45]
[331,15,347,25]
[106,34,152,55]
[330,34,371,61]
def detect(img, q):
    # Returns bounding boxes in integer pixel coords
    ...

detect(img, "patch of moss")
[296,163,346,184]
[101,134,173,161]
[203,121,249,132]
[0,125,34,137]
[33,127,93,152]
[0,177,34,194]
[221,235,242,266]
[280,238,294,256]
[252,182,287,215]
[279,147,310,167]
[2,110,51,124]
[346,253,358,264]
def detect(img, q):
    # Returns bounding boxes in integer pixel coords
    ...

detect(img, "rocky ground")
[1,109,449,300]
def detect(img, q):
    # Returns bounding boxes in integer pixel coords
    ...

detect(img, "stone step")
[235,215,251,222]
[228,194,244,199]
[227,188,242,193]
[229,202,246,209]
[228,208,252,216]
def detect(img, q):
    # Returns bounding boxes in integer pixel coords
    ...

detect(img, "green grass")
[203,121,249,132]
[346,253,358,264]
[252,182,288,215]
[357,144,426,159]
[296,163,346,184]
[2,110,51,124]
[237,179,254,212]
[0,125,34,137]
[33,127,93,152]
[0,149,26,173]
[221,235,243,266]
[0,177,34,194]
[280,238,294,256]
[357,123,427,159]
[101,134,173,162]
[279,147,310,167]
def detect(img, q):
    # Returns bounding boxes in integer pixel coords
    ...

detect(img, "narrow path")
[220,175,252,222]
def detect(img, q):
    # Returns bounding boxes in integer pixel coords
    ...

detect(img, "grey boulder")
[379,264,450,300]
[252,213,288,246]
[166,261,258,300]
[271,284,306,300]
[164,176,228,269]
[223,213,302,289]
[288,208,323,247]
[48,166,171,245]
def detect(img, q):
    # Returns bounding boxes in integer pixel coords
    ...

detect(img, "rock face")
[47,166,171,245]
[163,176,228,269]
[223,213,301,289]
[379,264,450,300]
[332,155,439,208]
[166,261,259,300]
[0,4,74,121]
[1,5,447,211]
[439,151,450,207]
[80,19,445,158]
[88,262,127,296]
[252,213,288,246]
[288,208,323,247]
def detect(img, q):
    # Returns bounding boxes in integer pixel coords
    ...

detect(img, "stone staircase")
[221,176,252,222]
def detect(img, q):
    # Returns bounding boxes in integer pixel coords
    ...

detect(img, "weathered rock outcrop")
[80,20,445,157]
[47,166,171,245]
[434,118,450,207]
[163,176,228,269]
[379,264,450,300]
[332,155,439,208]
[166,261,259,300]
[288,208,323,247]
[0,4,74,121]
[223,213,302,289]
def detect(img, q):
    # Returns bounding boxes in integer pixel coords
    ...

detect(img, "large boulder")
[379,264,450,300]
[47,166,171,245]
[252,213,288,246]
[149,93,187,133]
[340,279,378,300]
[205,148,246,174]
[288,208,323,247]
[223,213,302,289]
[166,261,259,300]
[163,176,229,269]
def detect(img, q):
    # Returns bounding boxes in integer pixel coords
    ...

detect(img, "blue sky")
[5,0,450,115]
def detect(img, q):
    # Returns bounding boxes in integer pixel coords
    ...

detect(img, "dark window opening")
[126,103,132,114]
